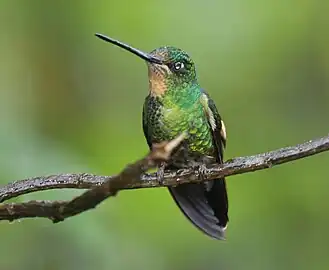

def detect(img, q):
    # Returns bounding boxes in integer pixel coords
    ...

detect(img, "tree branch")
[0,134,329,222]
[0,135,186,222]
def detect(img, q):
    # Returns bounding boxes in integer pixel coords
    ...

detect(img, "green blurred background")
[1,1,329,269]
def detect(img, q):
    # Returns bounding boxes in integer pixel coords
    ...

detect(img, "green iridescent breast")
[143,94,215,156]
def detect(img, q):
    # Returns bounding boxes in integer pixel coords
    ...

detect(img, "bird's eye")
[174,61,185,70]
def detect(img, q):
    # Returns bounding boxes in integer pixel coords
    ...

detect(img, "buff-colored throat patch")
[148,65,171,96]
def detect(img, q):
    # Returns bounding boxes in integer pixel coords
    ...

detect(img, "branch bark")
[0,134,329,222]
[0,135,186,222]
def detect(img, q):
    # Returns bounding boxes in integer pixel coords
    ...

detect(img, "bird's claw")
[156,163,166,185]
[197,164,208,182]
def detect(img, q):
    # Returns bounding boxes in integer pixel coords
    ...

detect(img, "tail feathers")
[168,179,228,240]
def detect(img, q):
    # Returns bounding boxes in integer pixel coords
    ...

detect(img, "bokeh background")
[1,1,329,269]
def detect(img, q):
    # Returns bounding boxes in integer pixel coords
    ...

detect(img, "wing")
[142,95,152,149]
[199,89,229,231]
[200,89,226,161]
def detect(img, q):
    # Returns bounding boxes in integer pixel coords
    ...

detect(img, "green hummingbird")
[95,33,228,240]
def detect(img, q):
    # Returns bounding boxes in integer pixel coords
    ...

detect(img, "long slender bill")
[95,33,163,64]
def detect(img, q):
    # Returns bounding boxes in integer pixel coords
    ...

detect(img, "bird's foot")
[156,162,166,185]
[197,163,208,182]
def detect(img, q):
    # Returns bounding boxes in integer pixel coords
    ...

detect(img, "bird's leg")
[197,163,208,182]
[186,160,208,182]
[188,157,210,183]
[156,162,166,185]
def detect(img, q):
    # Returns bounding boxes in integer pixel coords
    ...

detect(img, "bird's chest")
[148,103,214,156]
[162,106,191,132]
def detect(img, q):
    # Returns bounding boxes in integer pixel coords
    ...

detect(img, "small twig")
[0,134,186,222]
[0,134,329,222]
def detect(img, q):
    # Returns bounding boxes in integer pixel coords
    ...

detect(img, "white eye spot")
[174,61,184,70]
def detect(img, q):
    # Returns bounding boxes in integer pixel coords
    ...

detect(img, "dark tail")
[168,178,228,240]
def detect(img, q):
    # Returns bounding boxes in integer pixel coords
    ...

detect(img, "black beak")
[95,33,163,65]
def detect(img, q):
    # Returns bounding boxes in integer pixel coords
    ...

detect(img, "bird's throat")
[148,70,167,96]
[147,64,200,107]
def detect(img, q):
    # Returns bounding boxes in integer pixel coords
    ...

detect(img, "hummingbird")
[95,33,228,240]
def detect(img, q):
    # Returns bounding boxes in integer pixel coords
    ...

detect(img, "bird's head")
[95,34,198,97]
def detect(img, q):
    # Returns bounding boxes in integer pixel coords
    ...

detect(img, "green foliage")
[1,1,329,269]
